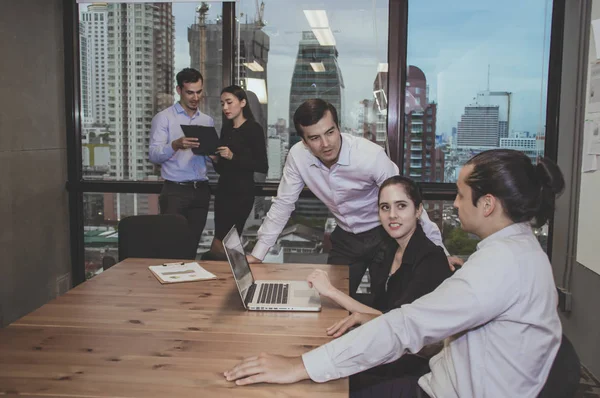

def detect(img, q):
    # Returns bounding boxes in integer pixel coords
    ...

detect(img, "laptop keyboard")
[255,283,289,304]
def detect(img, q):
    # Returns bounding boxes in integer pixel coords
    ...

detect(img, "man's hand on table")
[224,353,309,385]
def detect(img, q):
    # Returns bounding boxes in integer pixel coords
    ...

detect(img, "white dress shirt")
[302,223,561,398]
[251,133,445,260]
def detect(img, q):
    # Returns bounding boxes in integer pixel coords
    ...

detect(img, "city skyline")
[170,0,551,138]
[80,1,551,155]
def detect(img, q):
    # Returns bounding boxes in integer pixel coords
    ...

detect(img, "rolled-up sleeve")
[149,113,176,164]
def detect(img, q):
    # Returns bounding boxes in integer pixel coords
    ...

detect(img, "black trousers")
[327,225,388,297]
[158,181,210,247]
[350,355,430,396]
[214,187,255,240]
[350,375,428,398]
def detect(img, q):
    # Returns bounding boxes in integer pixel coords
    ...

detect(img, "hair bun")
[536,158,565,195]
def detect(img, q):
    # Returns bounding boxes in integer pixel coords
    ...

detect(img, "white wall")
[576,0,600,275]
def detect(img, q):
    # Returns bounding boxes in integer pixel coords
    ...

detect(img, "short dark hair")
[221,85,255,122]
[464,149,565,227]
[378,175,423,209]
[176,68,203,88]
[293,99,339,138]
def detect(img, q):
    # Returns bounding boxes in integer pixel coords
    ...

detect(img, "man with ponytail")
[225,149,565,398]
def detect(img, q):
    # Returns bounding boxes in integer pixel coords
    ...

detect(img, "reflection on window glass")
[244,197,333,265]
[234,0,389,179]
[79,2,227,184]
[83,193,160,278]
[403,0,552,183]
[430,200,548,263]
[83,193,331,278]
[232,0,389,266]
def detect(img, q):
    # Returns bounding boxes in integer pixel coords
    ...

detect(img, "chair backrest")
[118,214,197,261]
[537,334,581,398]
[102,255,117,270]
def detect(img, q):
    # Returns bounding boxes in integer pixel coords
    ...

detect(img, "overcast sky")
[84,0,552,137]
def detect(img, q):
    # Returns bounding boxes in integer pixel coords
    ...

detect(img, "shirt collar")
[336,135,350,166]
[476,222,532,250]
[175,102,200,118]
[382,223,428,270]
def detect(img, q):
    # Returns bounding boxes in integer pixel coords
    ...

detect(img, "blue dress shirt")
[149,102,214,182]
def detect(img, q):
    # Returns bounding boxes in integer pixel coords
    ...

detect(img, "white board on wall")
[576,0,600,275]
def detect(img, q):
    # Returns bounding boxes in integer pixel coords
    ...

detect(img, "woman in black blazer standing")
[203,85,268,260]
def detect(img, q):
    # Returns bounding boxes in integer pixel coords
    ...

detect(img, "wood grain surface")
[0,259,350,397]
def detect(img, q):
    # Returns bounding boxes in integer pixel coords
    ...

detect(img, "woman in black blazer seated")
[203,85,268,260]
[307,175,453,391]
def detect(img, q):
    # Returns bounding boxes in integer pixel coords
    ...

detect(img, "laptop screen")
[223,227,254,304]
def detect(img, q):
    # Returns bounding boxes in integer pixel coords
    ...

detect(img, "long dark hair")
[221,85,255,124]
[378,175,423,209]
[465,149,564,227]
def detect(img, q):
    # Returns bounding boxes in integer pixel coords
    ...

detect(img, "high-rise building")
[500,137,538,162]
[81,4,109,125]
[188,9,269,184]
[289,31,344,146]
[188,8,270,133]
[356,71,388,149]
[103,4,174,218]
[106,3,174,181]
[476,90,511,139]
[267,134,286,181]
[188,5,223,131]
[373,71,388,146]
[404,66,444,182]
[456,105,500,148]
[79,21,92,122]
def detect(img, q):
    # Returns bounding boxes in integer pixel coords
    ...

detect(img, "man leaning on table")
[246,99,462,296]
[149,68,214,248]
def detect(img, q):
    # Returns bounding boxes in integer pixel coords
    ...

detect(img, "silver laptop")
[223,227,321,312]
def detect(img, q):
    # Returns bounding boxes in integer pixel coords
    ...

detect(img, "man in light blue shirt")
[149,68,214,247]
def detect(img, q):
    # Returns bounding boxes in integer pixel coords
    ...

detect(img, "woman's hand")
[447,256,464,271]
[307,269,336,298]
[326,312,379,338]
[216,146,234,160]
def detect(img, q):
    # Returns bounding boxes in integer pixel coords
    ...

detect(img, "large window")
[79,2,222,183]
[234,0,390,177]
[404,0,552,182]
[71,0,559,284]
[78,1,390,272]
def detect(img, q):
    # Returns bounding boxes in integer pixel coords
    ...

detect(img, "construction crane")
[196,2,209,25]
[255,0,266,28]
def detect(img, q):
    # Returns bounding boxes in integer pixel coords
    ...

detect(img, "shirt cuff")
[302,345,339,383]
[164,141,176,158]
[251,241,270,260]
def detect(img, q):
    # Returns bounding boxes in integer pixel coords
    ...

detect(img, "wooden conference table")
[0,259,350,397]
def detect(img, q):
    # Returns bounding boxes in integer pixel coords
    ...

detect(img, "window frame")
[64,0,565,286]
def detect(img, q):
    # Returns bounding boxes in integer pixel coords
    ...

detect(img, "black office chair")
[537,334,581,398]
[102,255,117,270]
[117,214,197,261]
